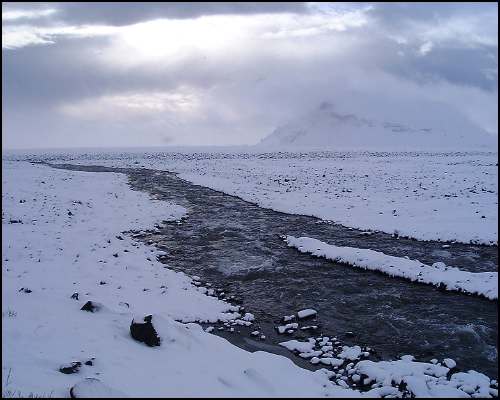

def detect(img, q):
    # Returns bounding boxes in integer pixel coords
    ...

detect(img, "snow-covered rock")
[297,309,317,319]
[338,346,362,361]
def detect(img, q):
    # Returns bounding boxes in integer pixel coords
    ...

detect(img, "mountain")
[257,101,497,151]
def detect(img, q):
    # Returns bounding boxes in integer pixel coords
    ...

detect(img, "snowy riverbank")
[3,159,497,397]
[7,150,497,245]
[2,161,359,397]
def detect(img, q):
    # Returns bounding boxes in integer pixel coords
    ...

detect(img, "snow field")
[14,150,497,245]
[2,161,359,397]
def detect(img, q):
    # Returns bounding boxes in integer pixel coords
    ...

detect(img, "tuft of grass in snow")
[2,390,54,398]
[2,369,53,398]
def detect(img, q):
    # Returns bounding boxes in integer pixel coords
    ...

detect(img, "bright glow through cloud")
[2,2,498,149]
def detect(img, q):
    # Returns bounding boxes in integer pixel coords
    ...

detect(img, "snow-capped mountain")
[258,101,497,151]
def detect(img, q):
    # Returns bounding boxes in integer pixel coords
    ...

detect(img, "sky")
[2,2,498,149]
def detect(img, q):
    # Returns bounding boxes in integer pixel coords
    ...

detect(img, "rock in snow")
[80,301,102,313]
[130,315,161,347]
[59,361,82,374]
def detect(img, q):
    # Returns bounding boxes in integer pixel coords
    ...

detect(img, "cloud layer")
[2,2,498,149]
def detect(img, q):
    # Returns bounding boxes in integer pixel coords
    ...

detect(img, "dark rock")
[99,281,106,285]
[116,235,124,240]
[112,253,118,258]
[437,282,447,291]
[84,359,94,366]
[81,301,101,313]
[71,292,79,300]
[19,288,32,293]
[59,361,82,374]
[130,314,161,347]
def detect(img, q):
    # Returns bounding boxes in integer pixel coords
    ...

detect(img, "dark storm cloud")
[2,36,170,106]
[370,2,498,28]
[2,2,498,148]
[2,32,236,109]
[2,2,309,26]
[387,45,498,91]
[362,2,498,90]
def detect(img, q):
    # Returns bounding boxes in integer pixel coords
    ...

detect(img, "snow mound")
[70,378,126,398]
[357,358,496,398]
[285,236,498,299]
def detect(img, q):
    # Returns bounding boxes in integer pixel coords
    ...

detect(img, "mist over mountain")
[258,101,497,151]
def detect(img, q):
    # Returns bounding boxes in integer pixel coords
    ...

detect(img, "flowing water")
[53,163,498,379]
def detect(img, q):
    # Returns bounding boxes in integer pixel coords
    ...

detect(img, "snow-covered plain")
[167,152,498,245]
[2,161,359,398]
[286,236,498,299]
[2,158,498,398]
[15,150,497,245]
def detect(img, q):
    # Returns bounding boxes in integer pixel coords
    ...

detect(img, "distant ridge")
[258,101,497,151]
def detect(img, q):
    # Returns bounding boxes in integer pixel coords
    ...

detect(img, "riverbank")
[2,159,498,398]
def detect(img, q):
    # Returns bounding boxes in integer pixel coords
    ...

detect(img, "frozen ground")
[2,156,498,398]
[1,161,358,397]
[10,150,497,245]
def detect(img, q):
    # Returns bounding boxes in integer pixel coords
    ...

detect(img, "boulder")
[130,315,161,347]
[59,361,82,374]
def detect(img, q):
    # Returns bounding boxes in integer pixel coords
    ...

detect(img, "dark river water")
[53,163,498,380]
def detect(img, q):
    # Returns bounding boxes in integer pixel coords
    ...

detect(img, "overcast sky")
[2,2,498,149]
